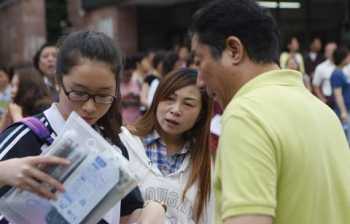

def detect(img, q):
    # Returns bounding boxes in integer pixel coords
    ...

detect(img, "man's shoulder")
[222,96,263,125]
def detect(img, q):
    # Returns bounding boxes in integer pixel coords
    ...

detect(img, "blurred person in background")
[312,42,337,107]
[177,45,190,67]
[0,67,12,118]
[131,52,152,88]
[121,56,142,125]
[280,36,305,73]
[0,67,51,131]
[304,37,324,78]
[186,52,199,69]
[286,56,312,91]
[330,46,350,142]
[33,43,58,100]
[140,51,182,112]
[162,51,183,77]
[140,51,165,109]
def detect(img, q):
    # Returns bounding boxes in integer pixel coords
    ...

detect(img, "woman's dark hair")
[130,68,212,222]
[190,0,280,63]
[333,47,349,66]
[13,67,52,116]
[33,42,57,75]
[56,30,124,141]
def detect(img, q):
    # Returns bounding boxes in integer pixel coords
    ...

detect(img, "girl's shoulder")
[0,113,51,161]
[118,126,145,154]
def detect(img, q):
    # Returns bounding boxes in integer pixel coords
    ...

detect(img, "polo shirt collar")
[234,69,303,99]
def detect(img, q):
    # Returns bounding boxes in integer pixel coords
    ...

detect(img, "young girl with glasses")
[0,31,165,224]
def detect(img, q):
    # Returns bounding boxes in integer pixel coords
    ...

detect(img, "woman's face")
[156,84,202,138]
[288,38,299,52]
[10,74,19,99]
[39,46,57,78]
[57,60,117,125]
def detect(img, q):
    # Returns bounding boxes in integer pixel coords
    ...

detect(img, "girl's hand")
[0,156,70,200]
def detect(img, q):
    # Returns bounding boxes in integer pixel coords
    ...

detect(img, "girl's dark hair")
[13,67,52,116]
[56,30,124,141]
[33,42,57,75]
[130,68,212,222]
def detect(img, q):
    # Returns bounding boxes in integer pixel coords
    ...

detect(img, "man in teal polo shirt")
[190,0,350,224]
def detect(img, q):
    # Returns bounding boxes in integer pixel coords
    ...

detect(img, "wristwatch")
[143,199,167,213]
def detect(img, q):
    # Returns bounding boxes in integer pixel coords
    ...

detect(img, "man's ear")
[225,36,244,65]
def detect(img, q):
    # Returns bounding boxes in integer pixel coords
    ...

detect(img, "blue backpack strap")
[19,117,54,145]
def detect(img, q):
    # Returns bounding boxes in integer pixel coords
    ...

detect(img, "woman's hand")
[0,156,70,200]
[124,201,166,224]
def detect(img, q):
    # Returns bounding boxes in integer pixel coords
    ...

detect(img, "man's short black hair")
[190,0,280,64]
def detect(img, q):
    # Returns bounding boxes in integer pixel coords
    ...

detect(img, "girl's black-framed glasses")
[61,82,116,104]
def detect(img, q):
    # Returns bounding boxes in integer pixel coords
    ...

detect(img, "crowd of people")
[279,35,350,142]
[0,0,349,224]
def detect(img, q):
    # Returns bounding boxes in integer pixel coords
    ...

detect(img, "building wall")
[67,0,138,56]
[0,0,138,67]
[0,0,46,67]
[115,6,138,56]
[0,0,347,67]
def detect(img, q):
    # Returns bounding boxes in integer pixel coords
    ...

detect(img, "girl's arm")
[0,156,70,199]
